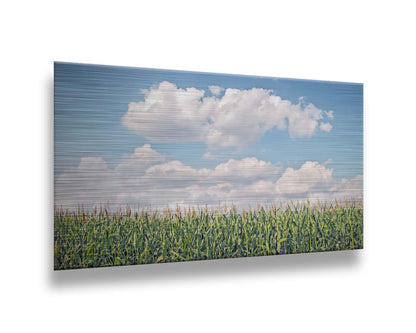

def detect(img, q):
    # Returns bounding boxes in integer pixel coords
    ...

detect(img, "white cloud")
[115,144,165,174]
[208,85,224,96]
[122,81,208,142]
[143,157,282,185]
[325,110,334,119]
[55,156,115,209]
[329,175,363,201]
[275,161,333,195]
[144,160,199,181]
[202,152,216,159]
[323,158,333,166]
[210,157,281,180]
[55,145,165,209]
[286,103,324,138]
[55,147,362,210]
[121,81,334,148]
[320,122,333,132]
[243,180,276,195]
[77,157,108,172]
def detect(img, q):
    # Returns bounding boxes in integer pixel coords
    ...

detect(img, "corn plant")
[54,201,363,270]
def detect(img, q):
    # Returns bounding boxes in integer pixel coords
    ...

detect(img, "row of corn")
[54,201,363,270]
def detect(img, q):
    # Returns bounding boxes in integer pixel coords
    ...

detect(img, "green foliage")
[54,201,363,270]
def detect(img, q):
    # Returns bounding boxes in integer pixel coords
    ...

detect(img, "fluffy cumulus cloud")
[325,110,334,119]
[122,82,208,142]
[55,145,164,209]
[55,157,114,209]
[122,81,334,148]
[208,85,224,96]
[143,157,282,185]
[320,122,333,132]
[115,144,165,174]
[202,152,216,159]
[329,175,363,200]
[275,161,333,195]
[55,145,362,210]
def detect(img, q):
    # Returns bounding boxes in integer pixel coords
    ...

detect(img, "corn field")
[54,201,363,270]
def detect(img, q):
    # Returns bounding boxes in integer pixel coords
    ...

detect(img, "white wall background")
[1,1,415,332]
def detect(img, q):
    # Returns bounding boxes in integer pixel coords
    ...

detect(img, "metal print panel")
[54,62,363,270]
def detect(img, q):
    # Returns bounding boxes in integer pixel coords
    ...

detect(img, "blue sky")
[54,62,363,209]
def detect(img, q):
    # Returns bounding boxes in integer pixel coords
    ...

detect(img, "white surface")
[1,1,415,332]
